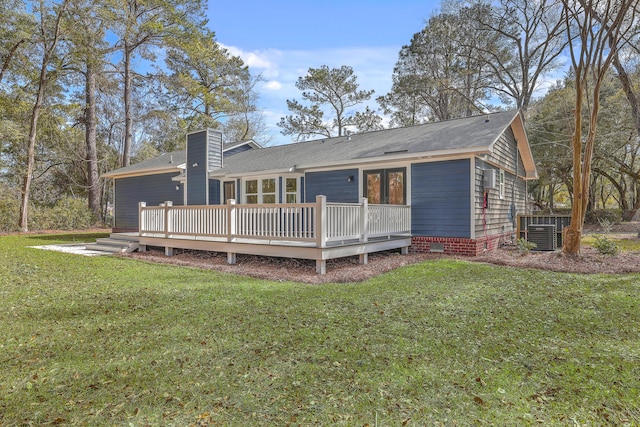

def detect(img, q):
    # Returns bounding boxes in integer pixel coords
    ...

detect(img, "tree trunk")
[562,82,585,255]
[19,85,45,232]
[18,0,67,231]
[85,62,100,219]
[122,43,132,167]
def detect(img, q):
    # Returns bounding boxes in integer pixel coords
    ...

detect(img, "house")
[99,110,537,272]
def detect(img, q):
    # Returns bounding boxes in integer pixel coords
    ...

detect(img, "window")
[245,179,258,204]
[499,170,505,199]
[363,168,406,204]
[244,177,277,204]
[285,178,298,203]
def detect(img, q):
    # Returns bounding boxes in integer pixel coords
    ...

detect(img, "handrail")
[139,196,411,247]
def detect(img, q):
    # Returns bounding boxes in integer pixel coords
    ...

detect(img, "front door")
[223,181,236,203]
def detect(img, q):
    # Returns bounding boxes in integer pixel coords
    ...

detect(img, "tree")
[468,0,568,113]
[561,0,639,255]
[278,65,380,141]
[379,5,497,124]
[107,0,207,166]
[66,0,114,218]
[19,0,70,232]
[163,27,268,143]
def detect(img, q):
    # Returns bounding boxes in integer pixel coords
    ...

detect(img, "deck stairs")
[85,234,140,254]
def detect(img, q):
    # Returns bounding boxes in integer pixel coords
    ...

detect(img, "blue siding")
[209,179,221,205]
[305,169,359,203]
[411,160,471,238]
[300,177,305,202]
[187,131,208,205]
[114,172,182,230]
[224,144,253,157]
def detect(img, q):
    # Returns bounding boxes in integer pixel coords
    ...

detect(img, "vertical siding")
[209,179,221,205]
[207,130,223,170]
[114,172,183,230]
[411,160,471,238]
[305,169,359,203]
[186,131,208,205]
[475,159,526,237]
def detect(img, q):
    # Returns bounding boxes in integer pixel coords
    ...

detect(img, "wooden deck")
[134,196,412,274]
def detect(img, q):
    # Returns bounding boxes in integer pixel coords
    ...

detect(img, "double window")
[245,178,276,204]
[363,168,406,205]
[243,177,300,204]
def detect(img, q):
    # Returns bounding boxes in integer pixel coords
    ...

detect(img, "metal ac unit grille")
[527,224,557,251]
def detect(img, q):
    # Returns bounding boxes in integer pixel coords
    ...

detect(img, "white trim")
[283,175,302,203]
[242,175,279,204]
[470,156,476,240]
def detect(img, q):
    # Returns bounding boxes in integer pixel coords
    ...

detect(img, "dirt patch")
[127,223,640,283]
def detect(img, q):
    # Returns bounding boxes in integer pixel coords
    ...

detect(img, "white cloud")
[222,44,402,145]
[264,80,282,90]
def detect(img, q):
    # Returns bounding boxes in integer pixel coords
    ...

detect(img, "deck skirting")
[135,234,412,274]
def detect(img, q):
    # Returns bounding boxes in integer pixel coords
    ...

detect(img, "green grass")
[583,233,640,252]
[1,232,639,426]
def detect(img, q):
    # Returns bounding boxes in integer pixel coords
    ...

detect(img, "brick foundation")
[411,232,516,256]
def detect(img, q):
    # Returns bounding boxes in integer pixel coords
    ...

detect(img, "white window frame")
[243,176,278,204]
[284,176,301,203]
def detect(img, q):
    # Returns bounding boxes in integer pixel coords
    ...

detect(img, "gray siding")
[475,159,527,237]
[411,160,471,238]
[305,169,359,203]
[209,179,221,205]
[488,126,519,173]
[207,130,223,170]
[114,172,182,230]
[187,131,208,205]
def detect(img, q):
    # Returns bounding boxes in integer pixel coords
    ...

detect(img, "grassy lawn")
[1,232,639,426]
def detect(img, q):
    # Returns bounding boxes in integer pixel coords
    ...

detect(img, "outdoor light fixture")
[192,162,198,167]
[176,185,180,190]
[289,165,297,172]
[347,175,354,182]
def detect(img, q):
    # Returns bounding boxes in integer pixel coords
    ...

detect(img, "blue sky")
[207,0,441,145]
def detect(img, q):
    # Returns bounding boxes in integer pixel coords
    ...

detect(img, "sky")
[207,0,441,146]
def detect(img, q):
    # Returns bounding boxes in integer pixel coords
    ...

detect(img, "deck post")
[315,195,327,248]
[359,253,368,264]
[163,201,173,239]
[227,199,236,242]
[360,197,369,243]
[401,246,409,255]
[138,202,146,236]
[165,247,174,257]
[227,252,236,264]
[316,259,326,275]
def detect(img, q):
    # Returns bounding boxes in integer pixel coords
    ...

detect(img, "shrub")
[592,235,620,256]
[30,197,96,230]
[0,193,20,233]
[585,209,622,225]
[516,237,537,254]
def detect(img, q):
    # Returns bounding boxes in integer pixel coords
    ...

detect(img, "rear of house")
[103,110,537,256]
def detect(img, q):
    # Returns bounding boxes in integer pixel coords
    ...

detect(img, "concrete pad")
[29,243,111,256]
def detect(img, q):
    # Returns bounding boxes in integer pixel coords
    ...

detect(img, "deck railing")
[139,196,411,248]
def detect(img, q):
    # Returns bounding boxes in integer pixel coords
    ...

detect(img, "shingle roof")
[219,110,523,174]
[102,151,186,178]
[103,110,536,179]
